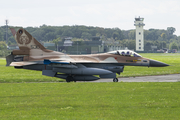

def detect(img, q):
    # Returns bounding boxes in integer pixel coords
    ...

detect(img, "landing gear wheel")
[66,76,73,83]
[113,78,118,82]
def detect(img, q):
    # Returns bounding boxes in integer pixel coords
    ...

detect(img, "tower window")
[139,40,141,42]
[139,43,141,45]
[139,32,141,35]
[139,47,141,49]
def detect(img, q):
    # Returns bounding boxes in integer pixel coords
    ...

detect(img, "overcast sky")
[1,0,180,36]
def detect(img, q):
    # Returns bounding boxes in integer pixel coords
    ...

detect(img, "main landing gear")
[113,78,118,82]
[66,76,73,82]
[66,76,76,82]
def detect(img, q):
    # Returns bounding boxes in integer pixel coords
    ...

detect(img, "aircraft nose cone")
[149,59,169,67]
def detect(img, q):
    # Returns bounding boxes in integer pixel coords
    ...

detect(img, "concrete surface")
[91,74,180,82]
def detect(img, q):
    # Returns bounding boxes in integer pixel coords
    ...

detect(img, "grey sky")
[1,0,180,36]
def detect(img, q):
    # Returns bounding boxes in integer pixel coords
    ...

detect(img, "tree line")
[0,25,179,55]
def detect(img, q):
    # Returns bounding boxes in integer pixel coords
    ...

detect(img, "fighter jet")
[6,27,169,82]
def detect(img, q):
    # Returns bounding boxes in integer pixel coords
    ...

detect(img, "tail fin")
[10,27,52,55]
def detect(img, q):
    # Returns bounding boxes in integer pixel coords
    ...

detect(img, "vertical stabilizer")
[10,28,48,51]
[10,28,53,55]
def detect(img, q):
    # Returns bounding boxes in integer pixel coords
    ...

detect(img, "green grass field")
[0,82,180,119]
[0,53,180,82]
[0,53,180,119]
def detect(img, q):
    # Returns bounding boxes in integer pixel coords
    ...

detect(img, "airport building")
[56,37,123,54]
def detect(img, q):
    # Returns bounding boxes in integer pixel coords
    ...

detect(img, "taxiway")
[92,74,180,82]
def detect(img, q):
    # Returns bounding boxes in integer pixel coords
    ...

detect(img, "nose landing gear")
[113,78,118,82]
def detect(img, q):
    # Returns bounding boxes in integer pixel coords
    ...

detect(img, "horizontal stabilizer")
[44,59,70,65]
[10,61,37,66]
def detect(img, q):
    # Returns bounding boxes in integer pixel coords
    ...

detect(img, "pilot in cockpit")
[117,51,120,55]
[121,51,125,56]
[110,50,141,57]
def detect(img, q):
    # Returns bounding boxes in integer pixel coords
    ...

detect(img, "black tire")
[66,76,73,82]
[113,78,118,82]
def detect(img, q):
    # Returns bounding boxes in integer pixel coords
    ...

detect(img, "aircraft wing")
[9,59,76,67]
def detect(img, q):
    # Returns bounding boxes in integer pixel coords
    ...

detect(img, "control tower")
[134,17,145,51]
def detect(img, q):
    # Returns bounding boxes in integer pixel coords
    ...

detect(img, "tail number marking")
[31,45,40,49]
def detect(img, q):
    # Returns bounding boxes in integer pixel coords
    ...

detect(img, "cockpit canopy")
[108,50,142,57]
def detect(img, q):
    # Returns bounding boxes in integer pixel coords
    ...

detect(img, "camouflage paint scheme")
[6,28,169,82]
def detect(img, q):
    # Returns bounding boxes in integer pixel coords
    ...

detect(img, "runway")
[91,74,180,82]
